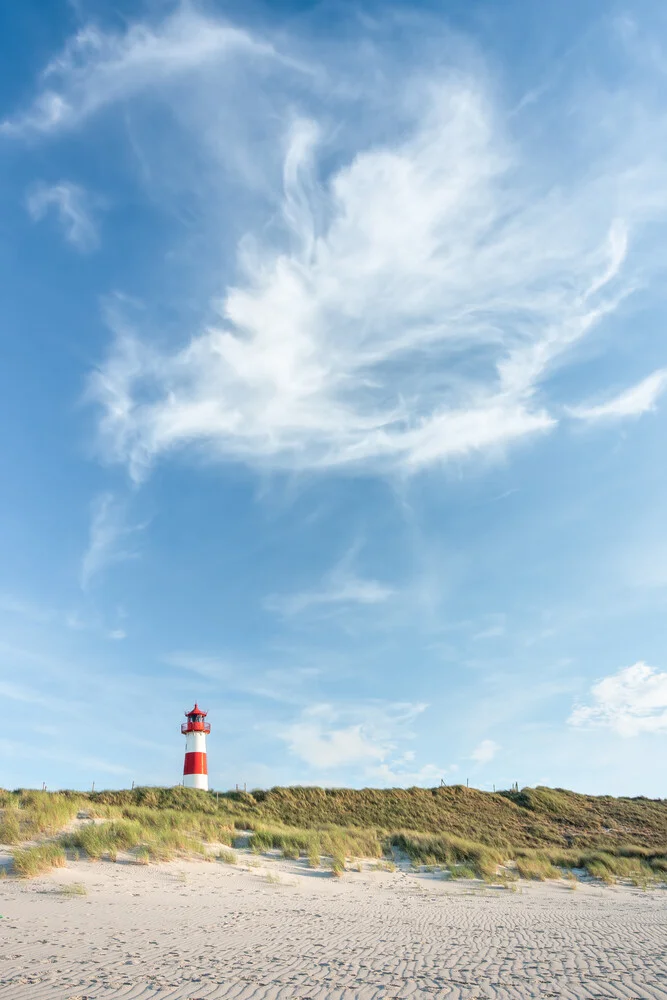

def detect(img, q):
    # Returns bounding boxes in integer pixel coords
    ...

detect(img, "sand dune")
[1,852,666,999]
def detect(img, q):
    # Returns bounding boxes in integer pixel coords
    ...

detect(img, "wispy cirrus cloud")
[87,68,667,477]
[569,662,667,736]
[265,573,394,617]
[80,492,145,590]
[26,181,99,251]
[1,9,282,137]
[6,8,667,482]
[567,369,667,422]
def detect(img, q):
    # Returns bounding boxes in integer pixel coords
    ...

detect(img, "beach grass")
[12,843,66,878]
[2,783,667,884]
[514,854,561,881]
[248,823,382,862]
[59,882,87,896]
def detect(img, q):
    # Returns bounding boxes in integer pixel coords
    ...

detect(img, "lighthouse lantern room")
[181,703,210,790]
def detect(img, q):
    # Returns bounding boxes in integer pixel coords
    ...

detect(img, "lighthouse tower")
[181,704,210,790]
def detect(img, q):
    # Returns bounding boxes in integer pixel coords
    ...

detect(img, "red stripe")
[183,752,207,775]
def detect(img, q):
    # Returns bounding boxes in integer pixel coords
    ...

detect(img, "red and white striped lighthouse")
[181,704,210,790]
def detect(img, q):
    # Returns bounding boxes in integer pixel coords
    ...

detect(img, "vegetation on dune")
[391,831,505,879]
[12,843,66,878]
[0,790,83,843]
[244,784,667,851]
[248,823,382,862]
[61,818,211,863]
[61,820,145,858]
[92,804,235,845]
[2,783,667,884]
[513,854,562,881]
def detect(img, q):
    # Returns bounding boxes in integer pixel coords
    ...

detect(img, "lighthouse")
[181,704,210,790]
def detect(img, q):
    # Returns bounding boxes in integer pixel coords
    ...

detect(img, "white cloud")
[2,9,282,136]
[471,739,500,764]
[80,492,145,589]
[86,74,666,479]
[567,369,667,422]
[8,9,667,481]
[569,662,667,736]
[279,701,431,774]
[266,573,394,616]
[26,181,99,251]
[286,719,385,769]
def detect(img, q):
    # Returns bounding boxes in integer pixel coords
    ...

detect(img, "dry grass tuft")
[12,843,66,878]
[59,882,87,896]
[514,855,561,881]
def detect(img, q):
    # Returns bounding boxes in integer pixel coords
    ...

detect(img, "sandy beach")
[1,850,666,1000]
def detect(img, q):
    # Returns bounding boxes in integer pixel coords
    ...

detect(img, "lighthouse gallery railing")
[181,722,211,734]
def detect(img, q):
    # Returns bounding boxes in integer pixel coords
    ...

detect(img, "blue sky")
[2,0,667,795]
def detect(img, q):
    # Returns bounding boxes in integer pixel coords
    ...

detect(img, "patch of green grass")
[307,839,320,868]
[586,861,615,884]
[217,848,237,864]
[448,864,477,880]
[330,858,345,877]
[59,882,87,896]
[391,831,502,880]
[0,813,21,844]
[12,843,66,878]
[1,792,83,843]
[578,851,656,885]
[248,824,380,864]
[514,855,561,881]
[62,820,144,859]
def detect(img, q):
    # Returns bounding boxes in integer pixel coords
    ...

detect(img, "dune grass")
[448,864,477,879]
[248,823,382,862]
[514,854,561,881]
[391,831,505,879]
[62,820,144,858]
[12,843,66,878]
[0,791,82,843]
[3,783,667,885]
[61,819,209,863]
[59,882,87,896]
[0,812,21,844]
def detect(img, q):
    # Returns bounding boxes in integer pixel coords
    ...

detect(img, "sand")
[1,850,666,999]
